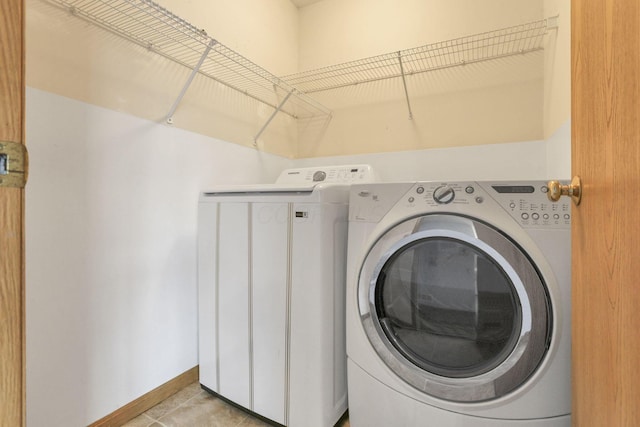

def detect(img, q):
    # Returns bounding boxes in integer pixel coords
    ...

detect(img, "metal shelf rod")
[166,38,216,124]
[254,89,295,145]
[397,51,413,120]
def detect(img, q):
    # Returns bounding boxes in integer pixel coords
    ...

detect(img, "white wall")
[545,120,571,180]
[543,0,571,139]
[293,139,549,181]
[27,0,554,159]
[156,0,299,76]
[298,0,543,70]
[295,0,546,157]
[26,0,301,157]
[543,0,571,177]
[25,87,291,426]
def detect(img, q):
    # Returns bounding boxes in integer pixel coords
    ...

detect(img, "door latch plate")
[0,140,28,188]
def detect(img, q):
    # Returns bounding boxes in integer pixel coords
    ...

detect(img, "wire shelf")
[45,0,331,121]
[282,18,552,94]
[43,0,554,130]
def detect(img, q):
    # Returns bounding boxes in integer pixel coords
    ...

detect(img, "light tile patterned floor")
[122,382,350,427]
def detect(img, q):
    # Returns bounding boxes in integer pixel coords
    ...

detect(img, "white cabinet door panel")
[218,203,250,408]
[251,203,289,424]
[197,202,218,391]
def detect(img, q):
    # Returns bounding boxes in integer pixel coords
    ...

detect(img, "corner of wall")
[545,120,571,179]
[543,0,571,139]
[26,0,302,158]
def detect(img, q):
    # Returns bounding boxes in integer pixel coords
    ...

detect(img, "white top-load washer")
[346,181,571,426]
[197,165,375,427]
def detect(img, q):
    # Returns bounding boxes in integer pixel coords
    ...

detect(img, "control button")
[465,186,475,194]
[543,213,549,220]
[509,202,516,209]
[475,196,484,204]
[416,186,425,194]
[532,213,540,220]
[312,170,326,182]
[408,197,415,203]
[564,214,571,220]
[541,186,548,193]
[433,185,455,204]
[521,213,530,220]
[553,214,560,220]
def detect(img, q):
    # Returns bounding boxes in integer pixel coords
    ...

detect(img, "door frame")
[571,0,640,424]
[0,0,26,426]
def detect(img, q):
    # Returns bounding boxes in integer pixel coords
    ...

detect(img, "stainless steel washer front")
[358,214,552,402]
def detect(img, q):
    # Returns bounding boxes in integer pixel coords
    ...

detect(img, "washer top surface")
[201,164,375,197]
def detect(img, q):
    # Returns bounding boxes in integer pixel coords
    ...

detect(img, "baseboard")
[88,365,199,427]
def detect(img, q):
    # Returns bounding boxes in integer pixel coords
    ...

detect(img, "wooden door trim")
[0,1,26,426]
[572,0,640,424]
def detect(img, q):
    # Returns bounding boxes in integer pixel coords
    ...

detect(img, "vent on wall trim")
[44,0,332,144]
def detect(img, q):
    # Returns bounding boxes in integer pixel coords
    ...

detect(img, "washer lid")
[202,183,317,196]
[202,164,375,196]
[358,213,551,403]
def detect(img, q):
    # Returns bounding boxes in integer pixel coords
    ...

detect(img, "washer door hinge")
[0,140,28,188]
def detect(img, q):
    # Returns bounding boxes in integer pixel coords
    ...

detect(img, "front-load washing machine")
[346,181,571,426]
[198,165,374,427]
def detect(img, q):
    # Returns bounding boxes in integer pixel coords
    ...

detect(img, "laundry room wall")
[297,0,543,69]
[26,0,301,157]
[294,0,568,178]
[295,0,546,157]
[543,0,570,139]
[292,139,548,181]
[543,0,571,179]
[295,0,571,181]
[24,87,291,427]
[28,0,566,161]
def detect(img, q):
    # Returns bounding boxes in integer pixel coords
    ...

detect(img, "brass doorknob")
[547,176,582,206]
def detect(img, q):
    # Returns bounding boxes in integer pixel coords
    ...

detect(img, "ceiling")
[290,0,325,8]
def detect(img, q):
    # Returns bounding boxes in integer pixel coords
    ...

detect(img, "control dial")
[312,170,326,182]
[433,185,456,204]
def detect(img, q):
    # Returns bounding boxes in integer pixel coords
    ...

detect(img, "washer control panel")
[404,181,571,229]
[277,164,375,185]
[432,184,457,204]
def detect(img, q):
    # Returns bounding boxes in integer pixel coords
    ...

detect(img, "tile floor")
[122,381,350,427]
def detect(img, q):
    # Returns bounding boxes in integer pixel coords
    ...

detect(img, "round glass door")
[359,214,551,402]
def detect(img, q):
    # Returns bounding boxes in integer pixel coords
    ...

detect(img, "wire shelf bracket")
[397,51,414,120]
[45,0,332,144]
[254,89,295,145]
[166,38,216,124]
